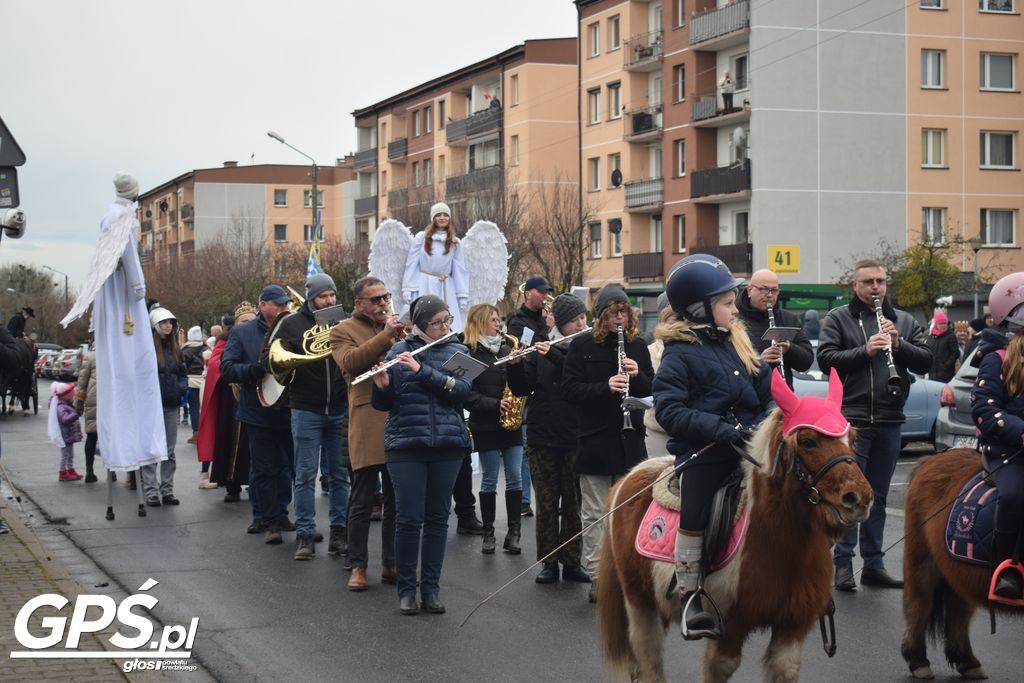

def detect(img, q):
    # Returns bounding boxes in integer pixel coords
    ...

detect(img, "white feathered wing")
[60,207,136,328]
[461,220,509,307]
[367,218,413,313]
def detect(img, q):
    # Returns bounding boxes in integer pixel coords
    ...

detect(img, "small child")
[48,382,83,481]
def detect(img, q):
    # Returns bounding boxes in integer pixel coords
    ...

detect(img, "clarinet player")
[736,269,813,387]
[817,259,931,592]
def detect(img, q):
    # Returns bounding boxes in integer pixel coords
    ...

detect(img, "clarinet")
[617,324,634,433]
[766,304,785,378]
[872,295,903,398]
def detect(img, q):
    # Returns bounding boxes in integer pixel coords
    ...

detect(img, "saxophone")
[499,333,528,431]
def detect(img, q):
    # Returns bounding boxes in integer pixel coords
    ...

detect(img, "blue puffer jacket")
[371,334,472,453]
[653,325,774,461]
[220,313,290,429]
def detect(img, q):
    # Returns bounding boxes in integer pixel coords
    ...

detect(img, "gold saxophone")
[499,333,528,431]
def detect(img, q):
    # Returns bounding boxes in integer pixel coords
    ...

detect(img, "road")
[1,381,1020,682]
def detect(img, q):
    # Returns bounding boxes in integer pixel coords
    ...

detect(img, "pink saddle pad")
[634,500,749,572]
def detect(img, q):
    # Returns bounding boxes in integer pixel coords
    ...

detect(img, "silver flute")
[351,330,457,385]
[871,295,903,397]
[766,304,785,377]
[617,324,634,433]
[491,326,593,365]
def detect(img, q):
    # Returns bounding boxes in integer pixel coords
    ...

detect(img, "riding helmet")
[665,253,744,323]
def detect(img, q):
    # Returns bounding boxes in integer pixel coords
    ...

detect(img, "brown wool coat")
[330,313,399,471]
[74,351,98,434]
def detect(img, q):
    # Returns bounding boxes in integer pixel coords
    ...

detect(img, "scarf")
[477,334,502,355]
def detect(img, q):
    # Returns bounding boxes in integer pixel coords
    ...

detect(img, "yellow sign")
[768,245,800,274]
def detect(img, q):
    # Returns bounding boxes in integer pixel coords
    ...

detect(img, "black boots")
[503,490,522,554]
[992,527,1023,601]
[480,492,497,554]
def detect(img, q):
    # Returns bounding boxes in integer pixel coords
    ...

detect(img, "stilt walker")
[61,172,167,520]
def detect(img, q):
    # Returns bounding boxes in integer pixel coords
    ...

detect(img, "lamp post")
[267,131,318,242]
[969,236,983,319]
[43,265,69,308]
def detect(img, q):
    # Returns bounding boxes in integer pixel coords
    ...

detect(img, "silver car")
[934,349,979,451]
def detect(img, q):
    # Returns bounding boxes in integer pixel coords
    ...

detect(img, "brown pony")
[596,407,872,682]
[901,448,1019,680]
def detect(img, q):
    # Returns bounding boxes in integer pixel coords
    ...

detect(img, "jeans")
[479,445,523,493]
[452,454,477,519]
[388,457,462,598]
[834,423,901,569]
[248,424,294,532]
[142,407,178,499]
[187,387,201,434]
[521,412,532,504]
[348,465,396,569]
[291,410,350,537]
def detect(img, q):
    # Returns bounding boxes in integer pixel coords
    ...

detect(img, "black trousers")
[452,453,477,519]
[348,465,396,569]
[247,424,294,531]
[677,446,740,532]
[84,431,98,473]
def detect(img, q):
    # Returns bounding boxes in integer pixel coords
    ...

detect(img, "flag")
[306,214,322,277]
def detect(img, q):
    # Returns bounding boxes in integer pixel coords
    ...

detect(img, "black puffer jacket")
[817,296,932,425]
[735,289,813,387]
[926,329,960,383]
[464,338,522,451]
[271,301,347,416]
[155,339,187,409]
[507,342,577,451]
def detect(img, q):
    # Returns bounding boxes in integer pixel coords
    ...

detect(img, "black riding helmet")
[665,254,745,324]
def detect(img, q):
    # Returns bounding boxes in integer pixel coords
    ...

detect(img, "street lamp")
[969,236,983,319]
[267,130,319,242]
[43,265,69,308]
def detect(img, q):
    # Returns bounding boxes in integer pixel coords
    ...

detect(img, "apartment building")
[137,161,357,266]
[351,38,577,241]
[577,0,1023,300]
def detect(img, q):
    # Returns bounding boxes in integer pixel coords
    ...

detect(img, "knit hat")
[409,294,449,331]
[593,283,629,319]
[969,317,987,333]
[187,325,203,342]
[552,293,586,328]
[931,310,948,335]
[51,382,75,401]
[656,292,670,313]
[149,307,175,331]
[113,171,139,199]
[305,272,337,304]
[430,202,451,220]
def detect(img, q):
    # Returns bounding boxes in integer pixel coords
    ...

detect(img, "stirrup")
[988,560,1024,607]
[680,587,723,641]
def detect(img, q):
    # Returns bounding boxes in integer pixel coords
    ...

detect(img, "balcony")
[354,195,377,215]
[624,252,664,280]
[624,30,663,72]
[624,178,664,212]
[180,240,195,255]
[446,165,502,196]
[624,105,663,143]
[446,107,502,146]
[691,160,751,201]
[181,204,194,222]
[141,219,153,232]
[388,138,408,160]
[354,147,378,169]
[388,187,408,207]
[692,243,752,275]
[168,209,177,225]
[690,91,751,127]
[691,0,750,49]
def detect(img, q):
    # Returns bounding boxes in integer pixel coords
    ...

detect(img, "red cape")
[196,339,226,462]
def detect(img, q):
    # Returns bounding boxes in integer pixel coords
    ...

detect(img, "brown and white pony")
[597,374,872,682]
[901,448,1020,680]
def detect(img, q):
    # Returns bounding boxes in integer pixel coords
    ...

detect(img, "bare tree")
[521,175,594,296]
[0,264,87,346]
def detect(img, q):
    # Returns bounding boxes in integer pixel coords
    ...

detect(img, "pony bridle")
[773,438,855,518]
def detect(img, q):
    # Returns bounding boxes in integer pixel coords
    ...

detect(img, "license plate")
[952,435,977,449]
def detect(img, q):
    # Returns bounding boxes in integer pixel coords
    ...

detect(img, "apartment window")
[733,54,749,91]
[468,140,499,170]
[511,74,520,106]
[273,189,287,207]
[734,211,750,244]
[673,64,686,102]
[587,87,601,124]
[356,219,370,243]
[588,157,601,191]
[608,153,621,186]
[439,99,446,129]
[920,0,942,7]
[381,122,387,144]
[413,110,421,137]
[980,0,1014,13]
[609,15,621,51]
[273,224,287,242]
[674,139,686,176]
[610,223,622,257]
[980,131,1016,168]
[676,0,687,27]
[439,155,446,180]
[980,53,1015,90]
[674,215,686,252]
[922,128,946,167]
[981,209,1016,245]
[412,161,421,187]
[510,135,520,165]
[303,190,324,208]
[303,225,322,243]
[650,145,663,179]
[590,221,603,258]
[921,50,945,88]
[608,82,622,119]
[424,106,432,134]
[589,22,600,57]
[921,207,946,245]
[651,215,663,252]
[424,158,433,184]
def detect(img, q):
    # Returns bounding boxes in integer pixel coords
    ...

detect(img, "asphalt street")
[2,381,1021,682]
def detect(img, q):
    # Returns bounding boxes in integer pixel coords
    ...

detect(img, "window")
[273,224,287,242]
[980,131,1016,168]
[356,219,370,243]
[608,153,621,186]
[673,64,686,102]
[468,140,499,170]
[920,0,942,7]
[589,22,600,57]
[651,215,663,252]
[303,190,324,208]
[609,15,621,51]
[303,225,322,243]
[439,99,446,129]
[921,208,946,245]
[921,50,945,88]
[675,0,686,27]
[424,158,433,184]
[734,211,749,244]
[511,74,520,106]
[587,87,601,124]
[588,157,601,191]
[922,128,946,167]
[733,54,749,91]
[589,221,603,258]
[510,135,520,165]
[610,222,622,257]
[980,53,1015,90]
[273,189,287,207]
[439,155,446,180]
[413,110,421,137]
[981,209,1015,245]
[650,145,663,179]
[424,106,432,134]
[608,82,622,119]
[674,214,686,252]
[412,161,421,187]
[674,139,686,176]
[980,0,1014,13]
[381,122,387,144]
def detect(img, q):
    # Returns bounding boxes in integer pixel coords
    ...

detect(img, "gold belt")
[421,270,449,302]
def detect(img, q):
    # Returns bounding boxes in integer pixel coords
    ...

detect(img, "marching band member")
[735,269,813,388]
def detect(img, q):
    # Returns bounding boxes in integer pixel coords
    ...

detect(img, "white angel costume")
[61,194,167,472]
[402,231,470,331]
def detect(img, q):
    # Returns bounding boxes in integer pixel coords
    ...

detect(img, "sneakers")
[294,535,315,560]
[161,494,180,506]
[145,497,161,507]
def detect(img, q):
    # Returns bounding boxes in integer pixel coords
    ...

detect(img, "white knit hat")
[187,325,203,342]
[430,202,451,220]
[113,171,139,199]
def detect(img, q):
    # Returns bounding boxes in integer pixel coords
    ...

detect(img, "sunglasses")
[357,293,393,305]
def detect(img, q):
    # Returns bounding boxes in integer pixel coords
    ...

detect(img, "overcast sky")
[0,0,578,290]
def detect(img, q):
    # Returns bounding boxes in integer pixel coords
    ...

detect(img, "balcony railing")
[446,107,503,145]
[690,93,718,121]
[388,187,408,207]
[692,243,752,274]
[181,204,194,222]
[354,195,377,215]
[691,160,751,198]
[624,30,663,70]
[691,0,750,45]
[388,138,408,160]
[180,240,195,255]
[624,252,664,279]
[446,165,502,195]
[624,178,664,208]
[354,147,378,169]
[625,105,663,141]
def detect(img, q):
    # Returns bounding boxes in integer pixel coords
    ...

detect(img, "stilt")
[136,467,147,517]
[105,468,115,520]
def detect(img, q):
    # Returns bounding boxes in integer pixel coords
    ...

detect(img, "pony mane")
[745,407,783,472]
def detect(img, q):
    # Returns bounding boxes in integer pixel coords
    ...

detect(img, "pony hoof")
[910,666,934,679]
[960,667,987,680]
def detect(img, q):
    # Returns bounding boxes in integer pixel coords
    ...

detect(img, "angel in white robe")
[401,202,470,331]
[61,173,166,472]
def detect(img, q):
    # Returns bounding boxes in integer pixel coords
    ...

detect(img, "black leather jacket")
[735,289,814,387]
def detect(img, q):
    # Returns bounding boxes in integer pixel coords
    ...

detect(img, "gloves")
[458,296,469,313]
[251,364,267,380]
[133,284,146,301]
[731,424,756,444]
[403,290,418,304]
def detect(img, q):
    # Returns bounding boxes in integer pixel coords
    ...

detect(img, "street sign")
[0,167,18,208]
[0,116,27,166]
[768,245,800,274]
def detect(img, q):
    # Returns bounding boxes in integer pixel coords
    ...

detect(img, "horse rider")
[652,254,773,639]
[6,306,34,338]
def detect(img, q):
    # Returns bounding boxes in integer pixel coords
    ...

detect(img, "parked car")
[40,350,64,379]
[56,346,88,380]
[934,349,979,451]
[792,340,943,449]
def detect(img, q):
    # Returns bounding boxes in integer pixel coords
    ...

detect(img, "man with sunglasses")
[736,269,813,388]
[817,259,931,592]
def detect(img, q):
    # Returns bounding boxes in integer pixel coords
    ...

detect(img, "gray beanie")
[410,294,449,331]
[305,273,337,304]
[593,283,629,319]
[656,292,670,312]
[552,293,586,329]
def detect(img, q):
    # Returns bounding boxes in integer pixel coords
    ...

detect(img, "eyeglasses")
[427,315,454,328]
[857,278,887,286]
[356,293,392,305]
[751,285,780,295]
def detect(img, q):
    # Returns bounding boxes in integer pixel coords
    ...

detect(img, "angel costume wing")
[367,218,413,312]
[60,202,136,328]
[461,220,509,307]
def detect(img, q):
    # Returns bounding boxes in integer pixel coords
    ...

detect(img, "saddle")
[946,472,997,567]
